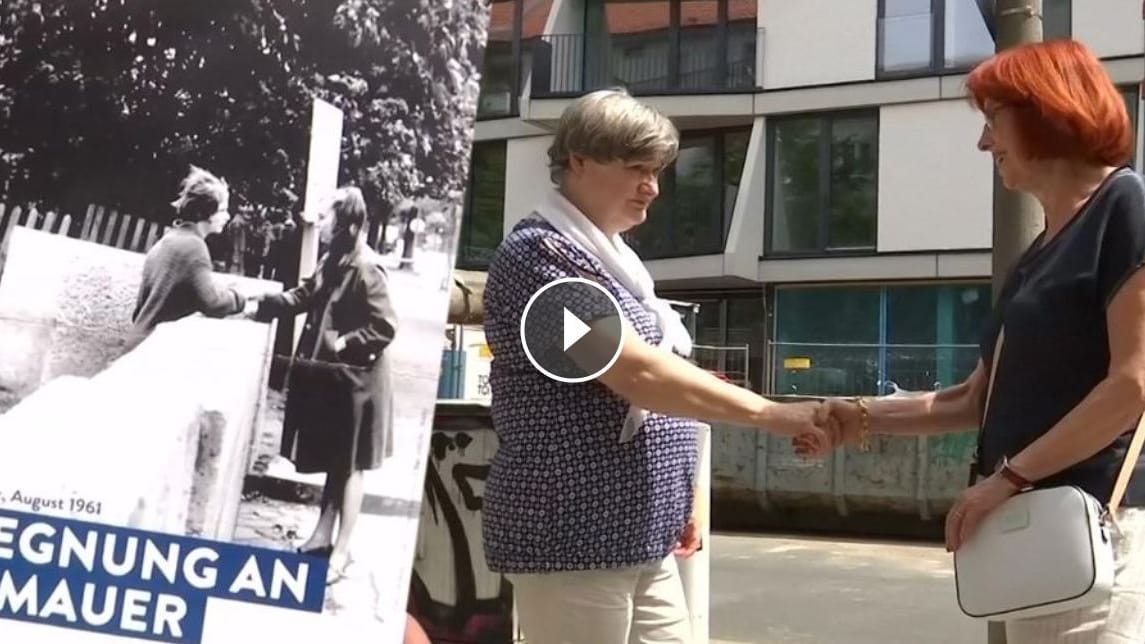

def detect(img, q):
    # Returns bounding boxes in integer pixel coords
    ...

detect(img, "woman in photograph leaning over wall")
[125,165,247,352]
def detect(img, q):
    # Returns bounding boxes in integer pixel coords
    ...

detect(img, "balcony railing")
[530,28,763,98]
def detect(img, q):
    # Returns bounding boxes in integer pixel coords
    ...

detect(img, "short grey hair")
[547,88,679,184]
[170,165,229,222]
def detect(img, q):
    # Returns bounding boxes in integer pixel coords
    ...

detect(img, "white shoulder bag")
[953,326,1145,621]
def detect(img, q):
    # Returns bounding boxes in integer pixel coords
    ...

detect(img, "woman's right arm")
[174,237,244,317]
[494,230,827,439]
[589,318,829,439]
[256,270,320,319]
[829,360,989,439]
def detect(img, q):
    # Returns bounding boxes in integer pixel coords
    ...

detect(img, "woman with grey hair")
[253,186,398,584]
[126,165,246,352]
[481,88,831,643]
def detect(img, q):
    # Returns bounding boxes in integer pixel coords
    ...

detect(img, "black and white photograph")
[0,1,489,641]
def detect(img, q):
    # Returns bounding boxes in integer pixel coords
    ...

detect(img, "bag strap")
[1110,408,1145,513]
[967,327,1006,485]
[981,324,1145,513]
[980,326,1005,427]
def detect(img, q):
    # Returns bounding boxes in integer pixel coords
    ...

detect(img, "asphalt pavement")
[710,531,983,644]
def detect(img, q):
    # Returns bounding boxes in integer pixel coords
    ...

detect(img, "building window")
[533,0,758,97]
[770,282,991,396]
[878,0,1071,77]
[1122,84,1141,167]
[670,293,765,392]
[478,0,555,118]
[457,141,506,269]
[766,112,878,255]
[626,127,749,259]
[1043,0,1071,41]
[479,0,519,118]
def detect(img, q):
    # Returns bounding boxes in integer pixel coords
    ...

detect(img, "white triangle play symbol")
[562,308,591,351]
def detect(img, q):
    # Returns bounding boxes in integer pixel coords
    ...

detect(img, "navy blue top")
[977,167,1145,506]
[481,218,699,573]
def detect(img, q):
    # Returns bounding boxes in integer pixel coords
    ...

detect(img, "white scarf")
[530,188,694,442]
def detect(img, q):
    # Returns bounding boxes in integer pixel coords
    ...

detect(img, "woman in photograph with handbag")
[252,186,398,585]
[817,39,1145,642]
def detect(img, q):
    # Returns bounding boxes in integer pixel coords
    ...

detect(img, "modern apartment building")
[459,0,1145,399]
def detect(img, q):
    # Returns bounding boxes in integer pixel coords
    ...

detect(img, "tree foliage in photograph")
[0,0,489,225]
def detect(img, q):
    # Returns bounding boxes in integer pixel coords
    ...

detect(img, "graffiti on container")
[409,430,513,644]
[931,430,977,463]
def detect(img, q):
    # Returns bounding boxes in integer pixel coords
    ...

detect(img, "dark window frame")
[766,279,992,396]
[477,0,526,120]
[626,125,752,260]
[764,109,881,258]
[456,140,508,270]
[875,0,1073,80]
[662,289,768,392]
[1121,83,1142,167]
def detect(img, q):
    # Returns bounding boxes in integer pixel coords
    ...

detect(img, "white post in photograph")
[678,422,711,644]
[294,96,344,350]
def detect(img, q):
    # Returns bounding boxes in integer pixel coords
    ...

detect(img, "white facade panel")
[502,136,555,233]
[1073,0,1144,59]
[758,253,941,283]
[756,250,991,283]
[759,0,877,89]
[724,117,767,281]
[937,252,991,278]
[544,0,579,36]
[877,100,994,252]
[473,119,553,142]
[646,255,725,282]
[756,77,939,114]
[1106,57,1145,86]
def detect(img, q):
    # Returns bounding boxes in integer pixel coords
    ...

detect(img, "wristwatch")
[995,456,1034,492]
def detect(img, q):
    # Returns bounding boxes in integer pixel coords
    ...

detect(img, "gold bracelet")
[854,396,871,452]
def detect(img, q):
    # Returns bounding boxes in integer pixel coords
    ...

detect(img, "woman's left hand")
[945,474,1020,552]
[674,515,702,558]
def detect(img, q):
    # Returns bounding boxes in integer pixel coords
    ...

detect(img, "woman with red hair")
[819,39,1145,640]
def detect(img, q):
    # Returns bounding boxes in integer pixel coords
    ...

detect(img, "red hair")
[965,39,1132,166]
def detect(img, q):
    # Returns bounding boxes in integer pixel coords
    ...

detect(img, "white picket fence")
[0,201,166,255]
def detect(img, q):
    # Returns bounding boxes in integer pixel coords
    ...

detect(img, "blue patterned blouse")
[481,217,699,574]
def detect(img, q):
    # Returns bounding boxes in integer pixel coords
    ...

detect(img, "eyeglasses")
[982,104,1014,130]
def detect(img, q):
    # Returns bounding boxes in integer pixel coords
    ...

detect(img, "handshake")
[236,290,273,319]
[761,397,871,458]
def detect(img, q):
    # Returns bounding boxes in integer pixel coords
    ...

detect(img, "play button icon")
[520,277,626,383]
[563,308,591,351]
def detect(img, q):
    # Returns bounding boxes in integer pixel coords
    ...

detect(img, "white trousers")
[507,555,693,644]
[1006,508,1145,643]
